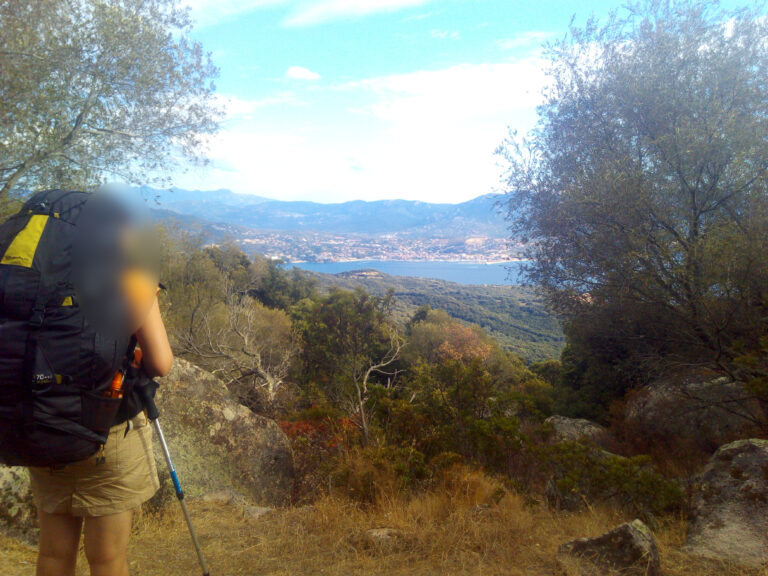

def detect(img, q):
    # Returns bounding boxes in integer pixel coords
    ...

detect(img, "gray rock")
[152,358,294,506]
[201,490,238,505]
[366,527,402,543]
[624,377,765,452]
[244,506,274,519]
[685,439,768,568]
[0,466,36,541]
[545,415,607,443]
[557,519,660,576]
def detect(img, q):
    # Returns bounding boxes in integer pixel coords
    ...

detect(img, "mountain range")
[138,187,509,238]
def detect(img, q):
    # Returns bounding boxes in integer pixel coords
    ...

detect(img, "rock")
[624,377,765,453]
[471,504,490,517]
[545,415,607,443]
[200,489,250,507]
[557,519,660,576]
[153,358,294,506]
[0,466,36,541]
[201,490,237,505]
[244,506,274,519]
[685,439,768,568]
[366,527,402,543]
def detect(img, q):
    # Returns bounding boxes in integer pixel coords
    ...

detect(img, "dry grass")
[2,468,766,576]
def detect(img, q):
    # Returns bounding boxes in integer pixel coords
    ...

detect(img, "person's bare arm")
[135,297,173,377]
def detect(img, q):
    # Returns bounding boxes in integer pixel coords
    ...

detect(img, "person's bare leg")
[36,511,83,576]
[83,510,133,576]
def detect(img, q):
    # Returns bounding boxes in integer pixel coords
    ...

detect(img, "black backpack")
[0,189,136,467]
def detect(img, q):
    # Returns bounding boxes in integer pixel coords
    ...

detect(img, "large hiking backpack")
[0,190,134,467]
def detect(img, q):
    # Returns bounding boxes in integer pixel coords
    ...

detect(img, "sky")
[171,0,624,203]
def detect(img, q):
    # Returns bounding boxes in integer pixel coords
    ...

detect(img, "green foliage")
[500,0,768,406]
[251,257,317,310]
[153,231,688,518]
[159,234,305,413]
[0,0,221,197]
[292,288,396,393]
[311,271,564,362]
[291,288,403,441]
[373,310,553,475]
[542,442,685,519]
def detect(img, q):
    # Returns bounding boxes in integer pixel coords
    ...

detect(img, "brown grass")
[2,467,766,576]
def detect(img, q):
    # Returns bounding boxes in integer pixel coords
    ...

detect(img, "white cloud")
[285,66,322,81]
[183,0,435,27]
[496,31,554,51]
[215,93,302,118]
[429,29,459,40]
[175,57,549,203]
[283,0,432,27]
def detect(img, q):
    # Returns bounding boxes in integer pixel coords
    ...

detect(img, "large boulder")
[152,358,294,506]
[545,415,607,443]
[0,466,36,541]
[557,519,660,576]
[624,377,765,453]
[685,439,768,568]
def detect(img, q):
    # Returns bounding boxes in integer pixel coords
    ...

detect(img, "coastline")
[289,259,526,286]
[288,258,527,265]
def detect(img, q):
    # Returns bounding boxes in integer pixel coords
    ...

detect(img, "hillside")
[305,268,564,361]
[139,187,509,238]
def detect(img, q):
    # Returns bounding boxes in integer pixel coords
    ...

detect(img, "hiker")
[0,190,172,576]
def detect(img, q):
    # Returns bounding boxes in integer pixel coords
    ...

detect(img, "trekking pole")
[136,382,211,576]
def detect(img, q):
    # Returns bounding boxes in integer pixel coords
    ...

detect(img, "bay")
[290,260,526,286]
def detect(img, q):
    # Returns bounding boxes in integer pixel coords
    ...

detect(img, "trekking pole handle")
[135,379,160,420]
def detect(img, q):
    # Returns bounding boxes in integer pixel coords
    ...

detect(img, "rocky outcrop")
[624,377,764,453]
[153,358,294,506]
[545,415,607,443]
[0,466,35,541]
[685,439,768,568]
[557,519,660,576]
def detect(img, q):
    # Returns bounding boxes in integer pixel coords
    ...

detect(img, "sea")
[290,260,526,286]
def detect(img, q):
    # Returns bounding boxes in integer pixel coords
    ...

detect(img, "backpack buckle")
[29,304,45,328]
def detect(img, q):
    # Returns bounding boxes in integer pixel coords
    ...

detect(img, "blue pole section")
[138,382,211,576]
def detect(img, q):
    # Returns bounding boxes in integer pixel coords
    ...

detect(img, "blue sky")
[172,0,632,203]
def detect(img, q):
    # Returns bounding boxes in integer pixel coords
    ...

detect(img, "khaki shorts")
[29,412,160,517]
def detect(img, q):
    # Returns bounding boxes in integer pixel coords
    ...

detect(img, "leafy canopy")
[0,0,221,197]
[500,0,768,394]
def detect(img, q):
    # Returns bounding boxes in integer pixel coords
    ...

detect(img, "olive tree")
[499,1,768,398]
[0,0,220,198]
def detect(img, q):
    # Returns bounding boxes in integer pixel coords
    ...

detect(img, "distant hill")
[138,187,508,238]
[304,268,564,362]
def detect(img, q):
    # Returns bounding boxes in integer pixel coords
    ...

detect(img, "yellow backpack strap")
[0,214,50,268]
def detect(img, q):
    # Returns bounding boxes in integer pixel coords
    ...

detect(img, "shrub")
[330,446,429,503]
[541,441,685,520]
[280,405,361,502]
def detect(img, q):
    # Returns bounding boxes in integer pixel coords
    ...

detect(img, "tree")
[249,256,317,310]
[293,288,403,442]
[0,0,220,198]
[499,1,768,396]
[177,292,299,416]
[158,235,300,414]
